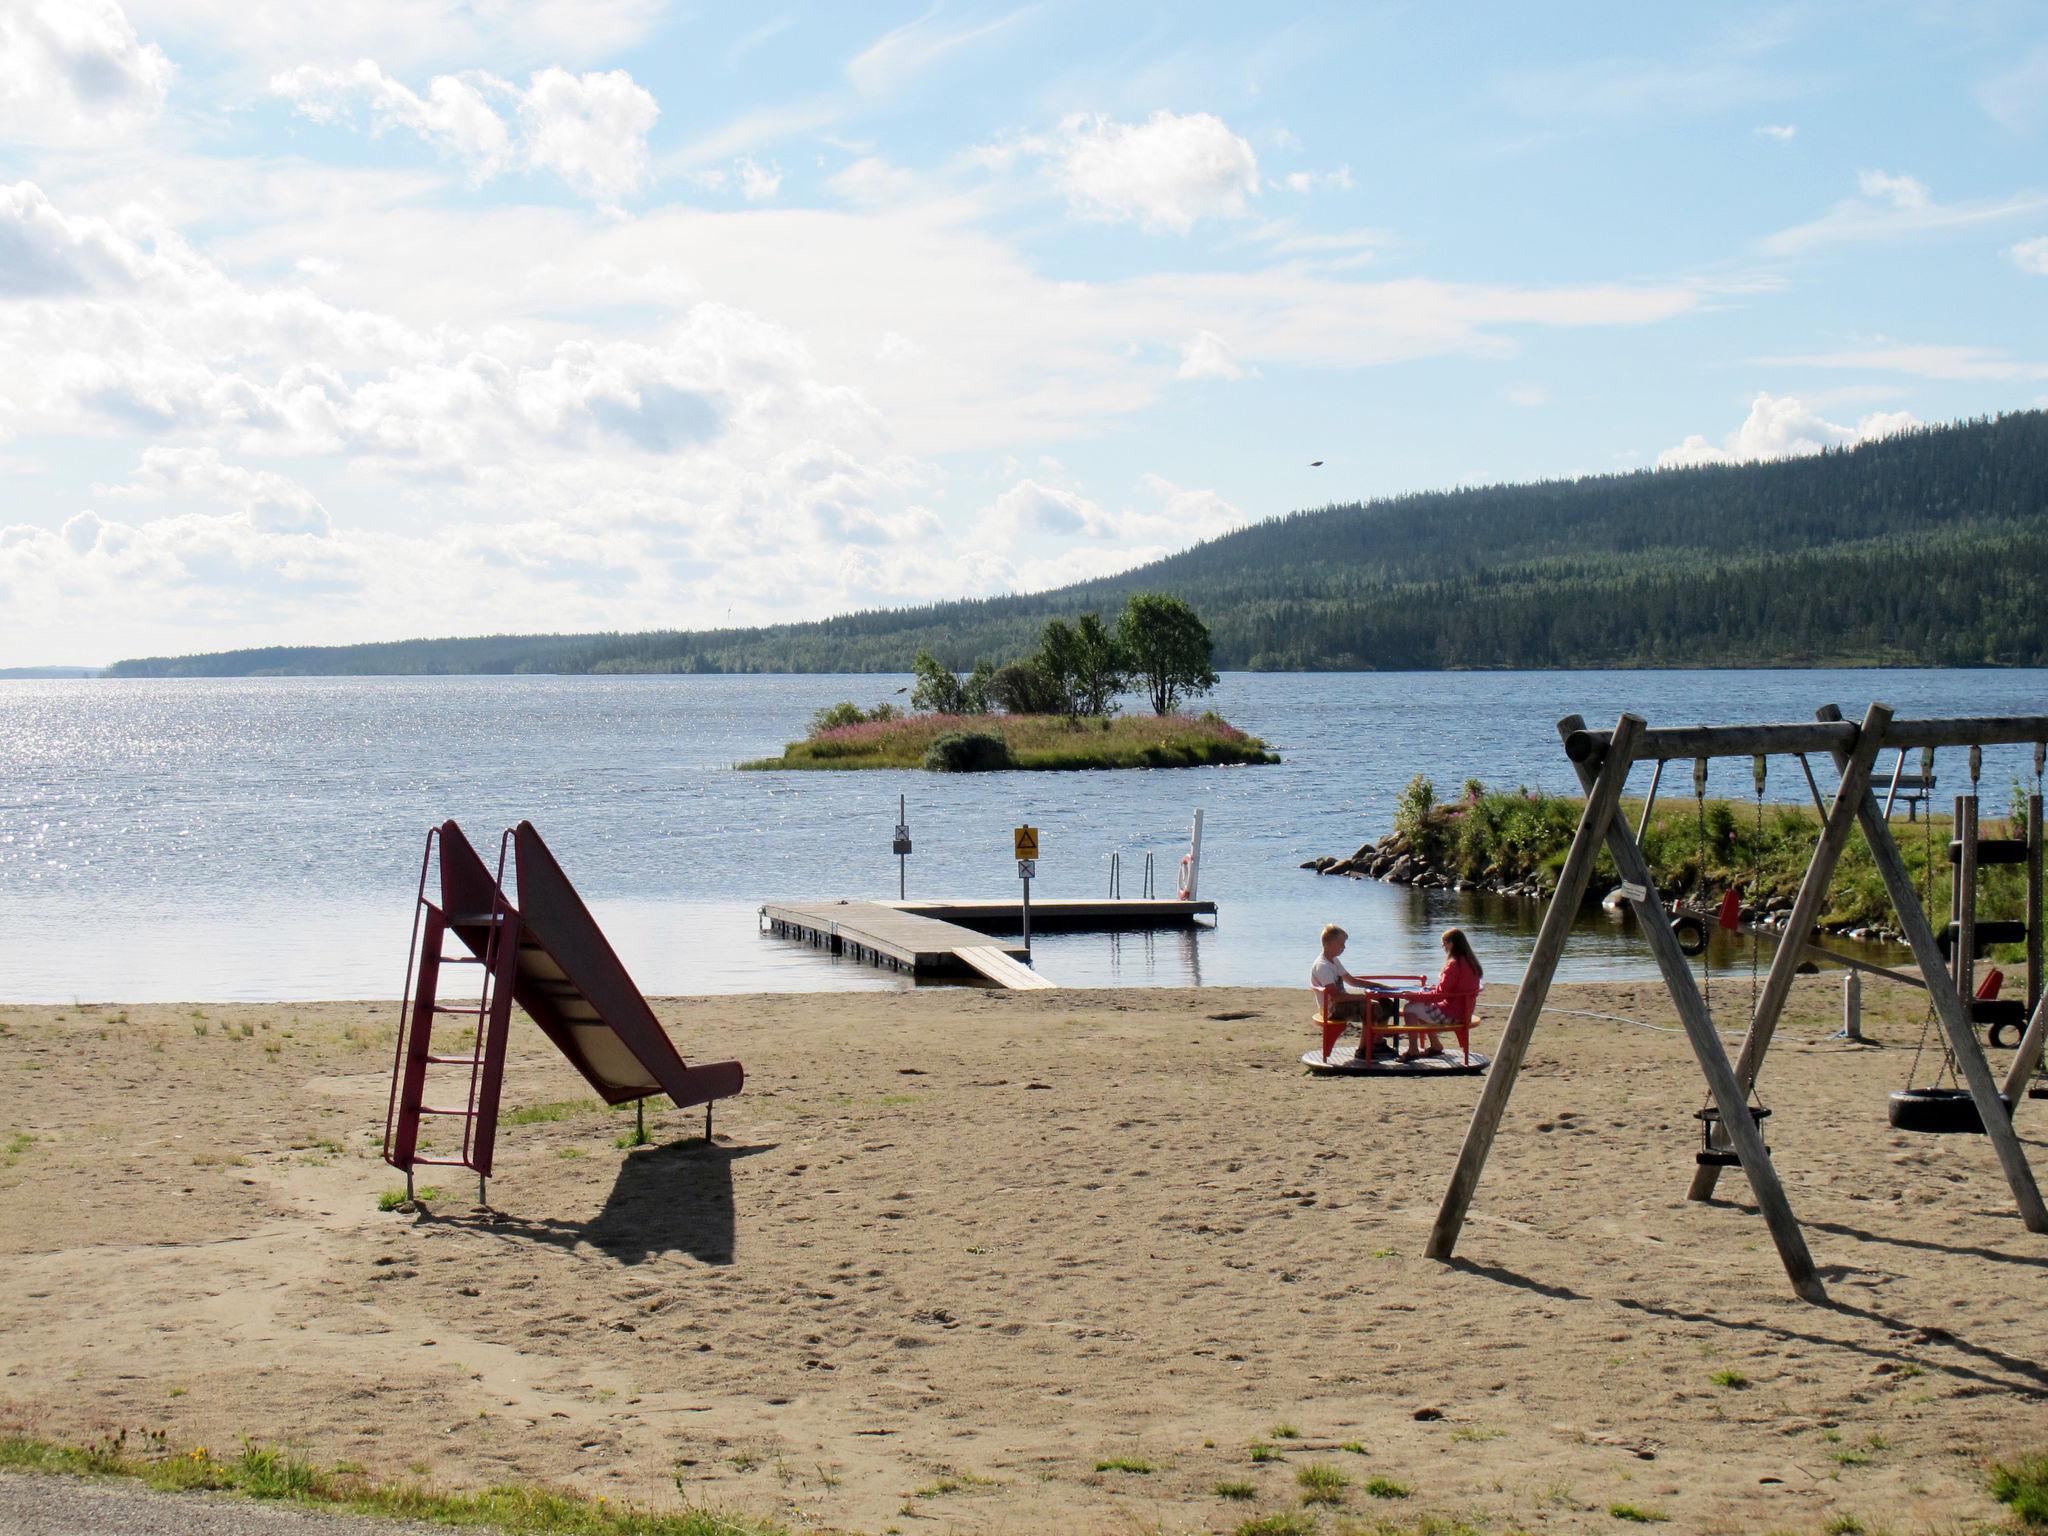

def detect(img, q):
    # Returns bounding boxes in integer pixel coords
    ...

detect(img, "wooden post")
[2000,989,2048,1103]
[1690,703,1888,1201]
[2029,791,2042,1018]
[1957,795,1978,1007]
[1852,787,2048,1232]
[1426,713,1643,1267]
[1568,736,1826,1301]
[1843,971,1862,1042]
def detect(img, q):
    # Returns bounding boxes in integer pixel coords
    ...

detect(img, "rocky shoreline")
[1301,827,1908,946]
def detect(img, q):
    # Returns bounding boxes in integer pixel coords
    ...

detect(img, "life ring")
[1177,852,1193,901]
[1671,912,1708,957]
[1888,1086,2010,1135]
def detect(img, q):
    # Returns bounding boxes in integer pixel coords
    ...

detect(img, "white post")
[1182,809,1204,899]
[1842,970,1862,1042]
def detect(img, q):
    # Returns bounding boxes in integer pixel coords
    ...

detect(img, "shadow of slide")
[451,1139,775,1266]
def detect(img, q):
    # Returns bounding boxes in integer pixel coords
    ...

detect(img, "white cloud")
[1977,42,2048,134]
[1283,166,1354,194]
[846,6,1035,99]
[1026,110,1261,234]
[1754,123,1797,142]
[0,0,171,143]
[98,445,330,535]
[1857,169,1930,211]
[1753,344,2048,381]
[737,156,783,202]
[124,0,663,76]
[1506,383,1549,408]
[271,61,512,181]
[517,67,658,202]
[272,61,657,201]
[1763,171,2048,256]
[1657,392,1919,469]
[2011,237,2048,276]
[1177,329,1251,381]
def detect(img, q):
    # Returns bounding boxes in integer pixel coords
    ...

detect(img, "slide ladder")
[383,827,522,1203]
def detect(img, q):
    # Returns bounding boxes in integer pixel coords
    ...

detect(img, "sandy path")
[2,982,2046,1533]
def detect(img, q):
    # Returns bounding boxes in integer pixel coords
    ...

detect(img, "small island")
[742,594,1279,772]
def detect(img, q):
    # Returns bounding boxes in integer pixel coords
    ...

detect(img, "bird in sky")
[1308,460,1324,467]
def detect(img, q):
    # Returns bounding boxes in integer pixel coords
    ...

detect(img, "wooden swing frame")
[1425,703,2048,1304]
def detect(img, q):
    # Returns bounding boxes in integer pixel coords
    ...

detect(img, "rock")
[1386,855,1415,883]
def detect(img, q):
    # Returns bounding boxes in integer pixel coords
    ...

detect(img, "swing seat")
[1888,1086,2012,1136]
[1694,1103,1770,1167]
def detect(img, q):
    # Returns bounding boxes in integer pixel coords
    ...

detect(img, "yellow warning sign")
[1013,825,1039,859]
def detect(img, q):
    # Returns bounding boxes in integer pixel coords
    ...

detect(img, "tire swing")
[1695,756,1773,1168]
[1670,758,1713,958]
[1889,748,2011,1134]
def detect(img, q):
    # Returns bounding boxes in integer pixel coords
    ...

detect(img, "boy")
[1310,924,1392,1060]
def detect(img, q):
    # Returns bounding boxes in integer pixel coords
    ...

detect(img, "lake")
[4,669,2045,1002]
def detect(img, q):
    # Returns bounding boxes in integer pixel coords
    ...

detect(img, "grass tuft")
[1708,1368,1750,1389]
[504,1099,601,1126]
[1214,1481,1256,1500]
[0,1433,786,1534]
[1991,1454,2048,1525]
[1364,1475,1411,1499]
[1234,1514,1318,1536]
[1295,1462,1346,1506]
[1609,1502,1669,1523]
[1095,1456,1154,1474]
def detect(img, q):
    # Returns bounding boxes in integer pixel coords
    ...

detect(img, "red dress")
[1407,958,1480,1025]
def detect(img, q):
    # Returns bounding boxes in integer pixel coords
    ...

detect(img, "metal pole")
[1021,866,1032,959]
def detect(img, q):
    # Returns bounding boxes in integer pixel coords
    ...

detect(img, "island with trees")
[741,593,1277,771]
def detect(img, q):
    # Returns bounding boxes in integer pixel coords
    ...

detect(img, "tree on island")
[1033,614,1126,718]
[1116,593,1218,715]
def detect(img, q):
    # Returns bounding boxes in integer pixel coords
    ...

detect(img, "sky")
[3,1,2048,666]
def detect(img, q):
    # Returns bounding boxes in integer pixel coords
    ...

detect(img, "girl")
[1397,928,1483,1060]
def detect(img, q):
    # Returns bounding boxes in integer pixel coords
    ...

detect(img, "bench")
[1883,766,1937,821]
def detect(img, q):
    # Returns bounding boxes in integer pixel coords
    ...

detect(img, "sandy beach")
[3,979,2046,1533]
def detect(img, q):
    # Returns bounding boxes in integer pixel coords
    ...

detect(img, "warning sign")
[1013,825,1039,859]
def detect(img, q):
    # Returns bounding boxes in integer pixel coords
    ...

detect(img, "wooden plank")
[1690,702,1888,1202]
[957,946,1056,990]
[890,897,1215,929]
[1568,713,2048,768]
[1426,712,1644,1267]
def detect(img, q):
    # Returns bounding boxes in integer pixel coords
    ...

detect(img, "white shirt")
[1310,956,1347,990]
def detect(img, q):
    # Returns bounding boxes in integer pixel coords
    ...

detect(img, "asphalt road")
[0,1474,462,1536]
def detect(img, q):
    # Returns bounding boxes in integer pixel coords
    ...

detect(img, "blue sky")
[3,0,2046,664]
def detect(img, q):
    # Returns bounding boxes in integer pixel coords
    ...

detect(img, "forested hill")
[110,409,2048,677]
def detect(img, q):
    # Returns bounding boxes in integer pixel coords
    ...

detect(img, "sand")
[2,980,2046,1534]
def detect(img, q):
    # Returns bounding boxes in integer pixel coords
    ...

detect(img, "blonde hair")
[1320,924,1347,944]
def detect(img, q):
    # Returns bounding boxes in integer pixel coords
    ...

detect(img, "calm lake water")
[4,670,2045,1002]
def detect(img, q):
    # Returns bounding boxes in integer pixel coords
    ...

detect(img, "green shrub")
[923,731,1014,773]
[1990,1454,2048,1525]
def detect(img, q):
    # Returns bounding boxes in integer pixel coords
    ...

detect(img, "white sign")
[1618,880,1648,903]
[1017,858,1036,880]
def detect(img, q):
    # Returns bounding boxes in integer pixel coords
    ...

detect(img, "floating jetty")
[759,897,1216,989]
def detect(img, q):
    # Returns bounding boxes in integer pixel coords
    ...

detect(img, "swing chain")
[1693,757,1711,1013]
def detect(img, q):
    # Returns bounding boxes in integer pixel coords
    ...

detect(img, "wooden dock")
[759,901,1056,989]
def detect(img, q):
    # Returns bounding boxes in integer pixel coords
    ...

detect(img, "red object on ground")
[1718,887,1745,931]
[1977,966,2005,1001]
